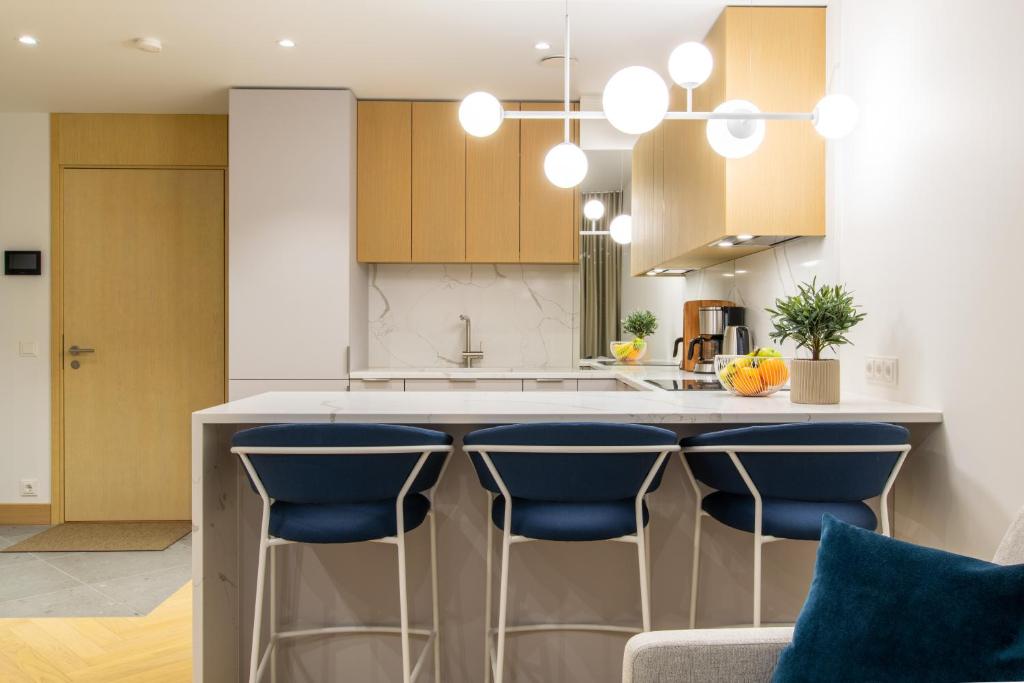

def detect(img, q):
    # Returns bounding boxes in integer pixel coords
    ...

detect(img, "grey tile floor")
[0,525,191,618]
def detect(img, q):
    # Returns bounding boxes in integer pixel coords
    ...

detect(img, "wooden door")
[466,103,520,262]
[412,102,466,262]
[62,168,225,521]
[357,101,412,262]
[519,102,578,264]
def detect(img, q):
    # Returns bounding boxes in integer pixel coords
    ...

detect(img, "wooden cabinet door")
[412,102,466,262]
[357,101,411,262]
[467,103,520,262]
[520,102,578,264]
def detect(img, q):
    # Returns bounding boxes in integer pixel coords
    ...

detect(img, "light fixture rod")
[563,10,571,142]
[504,110,813,121]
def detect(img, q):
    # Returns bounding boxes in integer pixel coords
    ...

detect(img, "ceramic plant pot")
[790,359,840,404]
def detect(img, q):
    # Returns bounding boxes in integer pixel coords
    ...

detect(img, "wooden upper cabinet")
[520,102,578,264]
[630,6,824,273]
[357,101,411,262]
[412,102,466,262]
[466,103,520,262]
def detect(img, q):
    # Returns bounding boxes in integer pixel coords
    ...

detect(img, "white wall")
[833,0,1024,557]
[0,114,50,504]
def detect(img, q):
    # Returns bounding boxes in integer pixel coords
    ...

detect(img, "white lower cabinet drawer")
[404,379,523,391]
[523,379,578,391]
[349,379,406,391]
[577,378,624,391]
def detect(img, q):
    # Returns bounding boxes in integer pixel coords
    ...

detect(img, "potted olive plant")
[611,310,658,362]
[766,279,866,404]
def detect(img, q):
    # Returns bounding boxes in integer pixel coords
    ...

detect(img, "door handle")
[68,345,95,356]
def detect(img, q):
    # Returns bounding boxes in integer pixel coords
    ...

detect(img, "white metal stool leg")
[249,503,271,683]
[429,511,441,683]
[397,528,412,683]
[689,511,702,629]
[636,525,652,632]
[483,494,494,683]
[269,543,277,683]
[494,525,512,683]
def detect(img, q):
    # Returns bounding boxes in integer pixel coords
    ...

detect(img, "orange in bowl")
[732,366,764,396]
[758,358,789,387]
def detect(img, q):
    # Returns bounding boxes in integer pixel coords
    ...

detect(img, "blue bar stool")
[231,423,453,683]
[679,421,911,627]
[463,422,680,683]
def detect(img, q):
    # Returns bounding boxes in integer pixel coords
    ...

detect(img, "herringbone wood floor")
[0,583,191,681]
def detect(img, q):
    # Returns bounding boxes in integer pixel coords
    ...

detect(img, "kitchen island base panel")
[194,418,939,683]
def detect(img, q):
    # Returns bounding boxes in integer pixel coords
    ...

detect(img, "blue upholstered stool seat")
[492,496,650,542]
[270,494,432,544]
[701,491,877,541]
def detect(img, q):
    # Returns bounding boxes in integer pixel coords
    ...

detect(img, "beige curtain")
[580,191,624,358]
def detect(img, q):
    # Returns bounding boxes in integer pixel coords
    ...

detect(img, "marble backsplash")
[368,264,579,369]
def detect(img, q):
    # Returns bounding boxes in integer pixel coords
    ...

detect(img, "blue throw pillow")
[774,514,1024,683]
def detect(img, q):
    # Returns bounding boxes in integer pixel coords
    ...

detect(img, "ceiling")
[1,0,823,114]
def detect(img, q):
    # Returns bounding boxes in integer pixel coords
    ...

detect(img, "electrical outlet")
[865,356,899,386]
[19,479,38,497]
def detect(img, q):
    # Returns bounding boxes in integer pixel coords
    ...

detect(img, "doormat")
[2,521,192,552]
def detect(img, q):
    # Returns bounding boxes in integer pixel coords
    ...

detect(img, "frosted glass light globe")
[602,66,669,135]
[813,94,860,139]
[583,199,605,221]
[543,143,588,189]
[706,99,765,159]
[459,91,504,137]
[609,214,632,244]
[668,42,713,88]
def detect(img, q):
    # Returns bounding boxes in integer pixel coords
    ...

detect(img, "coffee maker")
[684,306,725,374]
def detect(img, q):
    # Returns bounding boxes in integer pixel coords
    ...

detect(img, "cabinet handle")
[534,378,566,383]
[449,378,477,383]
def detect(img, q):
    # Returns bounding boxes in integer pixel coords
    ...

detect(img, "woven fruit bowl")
[715,354,791,397]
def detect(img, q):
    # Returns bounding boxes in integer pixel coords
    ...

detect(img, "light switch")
[18,341,38,357]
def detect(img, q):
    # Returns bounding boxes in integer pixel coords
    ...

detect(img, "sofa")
[622,507,1024,683]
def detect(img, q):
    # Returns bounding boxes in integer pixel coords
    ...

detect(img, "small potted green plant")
[611,309,658,363]
[766,279,866,404]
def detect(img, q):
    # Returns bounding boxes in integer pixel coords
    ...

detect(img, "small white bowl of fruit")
[716,349,791,397]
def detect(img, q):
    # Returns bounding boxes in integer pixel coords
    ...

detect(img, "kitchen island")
[193,388,940,683]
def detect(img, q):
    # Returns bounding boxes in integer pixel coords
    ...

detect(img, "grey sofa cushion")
[623,627,794,683]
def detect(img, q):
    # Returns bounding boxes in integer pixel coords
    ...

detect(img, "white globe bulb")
[459,91,504,137]
[705,99,765,159]
[609,214,632,245]
[583,199,605,221]
[668,42,713,88]
[602,66,669,135]
[813,94,860,139]
[543,142,588,189]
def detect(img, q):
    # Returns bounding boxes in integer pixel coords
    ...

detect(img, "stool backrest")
[683,422,910,502]
[231,423,452,504]
[464,423,678,502]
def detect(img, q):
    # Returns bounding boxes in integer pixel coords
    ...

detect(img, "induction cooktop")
[645,378,725,391]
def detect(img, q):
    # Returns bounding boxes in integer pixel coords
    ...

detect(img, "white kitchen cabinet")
[350,379,406,392]
[229,89,367,381]
[229,379,350,401]
[578,378,625,391]
[404,379,523,391]
[523,379,578,391]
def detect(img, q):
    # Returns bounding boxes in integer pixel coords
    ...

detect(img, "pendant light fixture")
[541,5,588,189]
[457,10,858,188]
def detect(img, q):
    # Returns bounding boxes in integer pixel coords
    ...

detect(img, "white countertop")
[349,367,619,380]
[193,389,941,425]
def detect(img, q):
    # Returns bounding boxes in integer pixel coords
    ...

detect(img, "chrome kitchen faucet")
[459,314,484,368]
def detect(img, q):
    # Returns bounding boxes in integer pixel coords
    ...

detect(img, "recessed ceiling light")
[277,38,296,48]
[718,240,734,248]
[18,35,38,46]
[722,273,735,278]
[535,41,551,50]
[735,269,748,274]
